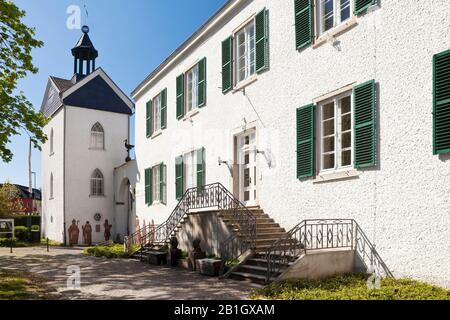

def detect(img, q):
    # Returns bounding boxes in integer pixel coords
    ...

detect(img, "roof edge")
[131,0,241,100]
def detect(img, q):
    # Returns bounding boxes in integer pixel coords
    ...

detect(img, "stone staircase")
[219,206,295,284]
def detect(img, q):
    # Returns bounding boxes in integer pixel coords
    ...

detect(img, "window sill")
[150,130,163,140]
[150,200,166,206]
[182,108,200,121]
[88,148,105,151]
[313,17,358,49]
[89,195,106,198]
[49,197,54,200]
[233,75,257,93]
[49,152,54,157]
[313,169,359,184]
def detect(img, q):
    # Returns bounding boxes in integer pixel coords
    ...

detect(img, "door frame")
[232,123,259,206]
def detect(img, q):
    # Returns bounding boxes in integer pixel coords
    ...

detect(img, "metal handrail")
[124,183,256,260]
[265,219,393,282]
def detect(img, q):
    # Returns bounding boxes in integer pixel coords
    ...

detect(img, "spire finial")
[81,25,90,34]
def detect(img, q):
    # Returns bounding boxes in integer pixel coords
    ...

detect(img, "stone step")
[230,271,275,285]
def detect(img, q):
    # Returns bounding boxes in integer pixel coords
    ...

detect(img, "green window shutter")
[354,0,376,15]
[144,168,152,205]
[295,0,313,50]
[175,156,184,200]
[176,74,185,119]
[159,163,166,205]
[146,100,153,137]
[353,80,376,168]
[198,57,207,108]
[255,8,268,73]
[161,89,167,129]
[433,50,450,155]
[222,36,233,94]
[296,104,315,179]
[196,148,205,189]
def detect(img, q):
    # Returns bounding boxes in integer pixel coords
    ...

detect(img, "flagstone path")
[0,246,260,300]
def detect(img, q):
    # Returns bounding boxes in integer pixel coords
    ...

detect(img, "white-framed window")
[90,169,104,196]
[152,165,160,203]
[152,93,161,132]
[184,150,197,190]
[49,173,54,199]
[316,0,352,36]
[235,20,256,84]
[90,122,104,150]
[318,92,353,173]
[185,64,199,113]
[49,128,54,155]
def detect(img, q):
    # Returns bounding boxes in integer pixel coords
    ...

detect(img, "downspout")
[63,105,67,246]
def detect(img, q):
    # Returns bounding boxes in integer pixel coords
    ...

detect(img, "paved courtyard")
[0,246,260,300]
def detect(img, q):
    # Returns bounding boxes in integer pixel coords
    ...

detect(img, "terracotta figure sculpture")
[68,219,79,246]
[82,221,92,245]
[104,219,112,242]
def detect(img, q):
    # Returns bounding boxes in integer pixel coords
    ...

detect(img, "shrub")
[14,226,29,241]
[250,273,450,300]
[13,215,41,228]
[0,238,30,248]
[83,244,131,259]
[180,251,188,259]
[31,225,40,231]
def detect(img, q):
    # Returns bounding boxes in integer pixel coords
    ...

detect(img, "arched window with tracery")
[90,169,104,196]
[90,122,104,149]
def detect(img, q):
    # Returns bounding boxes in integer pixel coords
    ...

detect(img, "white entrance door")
[238,130,257,206]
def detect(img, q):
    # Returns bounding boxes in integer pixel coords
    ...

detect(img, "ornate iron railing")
[124,183,256,260]
[265,219,393,282]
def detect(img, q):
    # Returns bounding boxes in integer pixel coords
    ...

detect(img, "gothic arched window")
[90,169,104,196]
[90,122,104,150]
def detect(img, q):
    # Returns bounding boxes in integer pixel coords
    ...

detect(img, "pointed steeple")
[71,26,98,79]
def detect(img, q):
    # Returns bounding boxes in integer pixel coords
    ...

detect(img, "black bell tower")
[71,25,98,78]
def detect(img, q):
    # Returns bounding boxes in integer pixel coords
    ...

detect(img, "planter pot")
[178,259,190,270]
[196,259,224,277]
[31,231,40,243]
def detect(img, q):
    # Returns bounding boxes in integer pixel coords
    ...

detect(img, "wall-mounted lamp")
[218,156,233,177]
[256,148,272,168]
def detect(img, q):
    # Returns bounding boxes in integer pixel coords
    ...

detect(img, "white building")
[41,26,134,245]
[130,0,450,287]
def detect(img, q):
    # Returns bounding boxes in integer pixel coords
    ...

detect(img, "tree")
[0,182,23,218]
[0,0,47,163]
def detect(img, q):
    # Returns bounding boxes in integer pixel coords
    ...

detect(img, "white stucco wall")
[134,0,450,287]
[41,107,65,243]
[64,106,129,244]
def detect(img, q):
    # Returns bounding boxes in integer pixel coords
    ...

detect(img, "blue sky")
[0,0,227,189]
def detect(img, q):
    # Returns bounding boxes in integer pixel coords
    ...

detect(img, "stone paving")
[0,246,260,300]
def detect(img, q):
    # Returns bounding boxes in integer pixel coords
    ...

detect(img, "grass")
[0,269,56,300]
[83,244,133,259]
[250,273,450,300]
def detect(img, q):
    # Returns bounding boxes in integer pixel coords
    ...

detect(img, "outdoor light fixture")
[218,156,233,177]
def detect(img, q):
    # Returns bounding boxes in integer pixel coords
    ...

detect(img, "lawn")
[250,273,450,300]
[0,269,56,300]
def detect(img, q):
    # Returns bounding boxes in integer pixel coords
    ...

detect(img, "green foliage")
[250,274,450,300]
[0,237,29,247]
[0,182,23,218]
[83,244,133,259]
[13,215,40,227]
[0,0,47,163]
[40,238,61,246]
[30,225,39,231]
[180,250,188,259]
[225,258,240,267]
[13,226,29,241]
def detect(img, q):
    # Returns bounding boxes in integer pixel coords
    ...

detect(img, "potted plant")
[178,251,190,270]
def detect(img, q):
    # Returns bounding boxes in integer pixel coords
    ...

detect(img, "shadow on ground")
[0,247,259,300]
